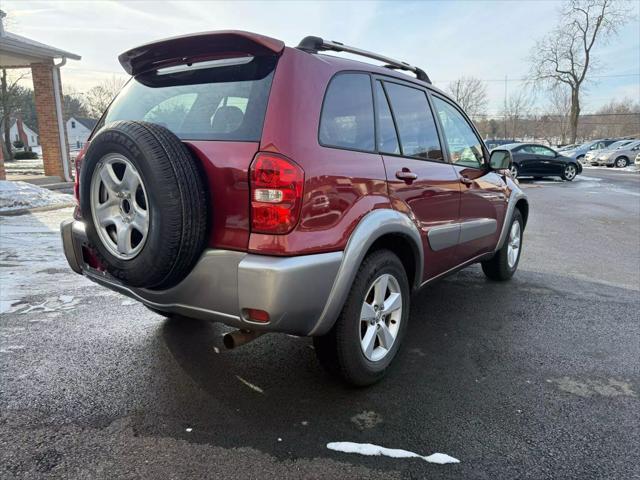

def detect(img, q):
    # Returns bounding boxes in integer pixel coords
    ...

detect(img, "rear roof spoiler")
[118,30,285,76]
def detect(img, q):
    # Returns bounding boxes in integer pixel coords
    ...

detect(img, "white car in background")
[592,140,640,168]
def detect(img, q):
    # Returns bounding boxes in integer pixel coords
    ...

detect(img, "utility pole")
[503,75,508,140]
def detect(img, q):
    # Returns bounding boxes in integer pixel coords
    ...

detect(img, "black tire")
[80,121,208,289]
[481,209,523,281]
[510,163,519,179]
[614,157,629,168]
[314,249,410,386]
[561,163,578,181]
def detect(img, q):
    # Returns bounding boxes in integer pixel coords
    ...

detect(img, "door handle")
[395,169,418,182]
[459,176,473,185]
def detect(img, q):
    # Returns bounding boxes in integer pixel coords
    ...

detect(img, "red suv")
[61,31,528,386]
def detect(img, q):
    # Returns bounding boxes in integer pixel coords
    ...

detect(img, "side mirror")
[489,149,512,170]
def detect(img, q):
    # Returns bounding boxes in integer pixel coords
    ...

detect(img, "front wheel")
[482,209,523,281]
[314,249,409,386]
[562,164,577,181]
[510,163,519,179]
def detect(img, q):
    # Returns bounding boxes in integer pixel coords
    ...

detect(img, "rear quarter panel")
[250,47,390,255]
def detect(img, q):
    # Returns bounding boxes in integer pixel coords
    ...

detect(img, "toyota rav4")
[61,31,529,386]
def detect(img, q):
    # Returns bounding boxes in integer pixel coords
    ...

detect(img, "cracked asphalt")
[1,168,638,479]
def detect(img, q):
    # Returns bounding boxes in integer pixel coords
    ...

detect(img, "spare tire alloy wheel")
[80,121,208,290]
[90,153,149,260]
[360,273,403,362]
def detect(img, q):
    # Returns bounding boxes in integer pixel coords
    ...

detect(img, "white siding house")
[9,120,39,147]
[66,116,97,150]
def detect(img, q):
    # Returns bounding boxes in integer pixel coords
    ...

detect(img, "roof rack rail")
[297,36,431,84]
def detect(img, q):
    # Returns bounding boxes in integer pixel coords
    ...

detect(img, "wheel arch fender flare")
[308,209,423,336]
[496,188,529,252]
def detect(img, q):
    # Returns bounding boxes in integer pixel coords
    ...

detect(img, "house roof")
[72,117,98,130]
[0,11,81,66]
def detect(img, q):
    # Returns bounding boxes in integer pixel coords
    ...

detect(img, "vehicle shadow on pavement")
[154,266,639,474]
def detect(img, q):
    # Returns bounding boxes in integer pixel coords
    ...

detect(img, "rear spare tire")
[80,121,208,289]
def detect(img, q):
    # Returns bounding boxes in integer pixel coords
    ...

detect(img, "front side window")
[531,145,556,157]
[432,97,485,168]
[319,73,375,152]
[383,82,442,160]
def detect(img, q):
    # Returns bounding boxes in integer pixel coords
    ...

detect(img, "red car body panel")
[382,155,462,278]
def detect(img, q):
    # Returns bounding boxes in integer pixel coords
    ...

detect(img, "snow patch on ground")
[0,208,92,314]
[582,164,638,173]
[327,442,460,465]
[0,180,74,213]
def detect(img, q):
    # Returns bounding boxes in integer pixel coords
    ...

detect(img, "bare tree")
[447,76,489,119]
[0,68,30,161]
[502,88,533,140]
[529,0,629,143]
[84,76,127,118]
[547,85,573,144]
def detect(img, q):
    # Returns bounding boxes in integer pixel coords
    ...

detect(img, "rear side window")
[383,82,443,161]
[101,56,277,141]
[319,74,375,152]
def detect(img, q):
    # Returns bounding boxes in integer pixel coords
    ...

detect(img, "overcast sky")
[4,0,639,114]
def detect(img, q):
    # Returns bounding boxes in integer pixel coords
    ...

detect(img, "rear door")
[374,78,461,279]
[430,94,508,261]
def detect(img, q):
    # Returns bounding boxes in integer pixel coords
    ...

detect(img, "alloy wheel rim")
[90,153,150,260]
[565,165,576,179]
[507,221,521,268]
[616,158,626,168]
[360,273,402,362]
[510,165,518,178]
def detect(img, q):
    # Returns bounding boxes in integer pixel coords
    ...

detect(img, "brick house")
[0,10,80,181]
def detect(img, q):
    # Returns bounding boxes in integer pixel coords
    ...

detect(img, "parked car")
[485,139,517,150]
[60,31,528,386]
[592,140,640,168]
[562,139,617,161]
[501,143,582,181]
[583,139,635,165]
[635,152,640,170]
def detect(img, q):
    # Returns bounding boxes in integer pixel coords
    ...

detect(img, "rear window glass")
[100,56,277,141]
[319,73,375,152]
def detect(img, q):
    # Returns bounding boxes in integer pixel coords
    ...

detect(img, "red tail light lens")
[250,152,304,234]
[73,145,88,202]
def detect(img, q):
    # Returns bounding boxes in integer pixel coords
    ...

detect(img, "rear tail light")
[73,144,88,202]
[249,152,304,234]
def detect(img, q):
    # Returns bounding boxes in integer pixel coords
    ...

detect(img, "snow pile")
[0,180,74,213]
[327,442,460,465]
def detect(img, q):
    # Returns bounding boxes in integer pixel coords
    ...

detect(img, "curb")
[0,202,76,217]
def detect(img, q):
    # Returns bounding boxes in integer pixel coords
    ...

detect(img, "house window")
[31,136,35,143]
[71,121,76,128]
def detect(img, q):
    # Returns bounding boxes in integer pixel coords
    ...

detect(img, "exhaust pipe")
[223,329,265,349]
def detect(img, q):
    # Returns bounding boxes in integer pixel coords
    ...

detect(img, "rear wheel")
[482,209,523,281]
[314,249,409,386]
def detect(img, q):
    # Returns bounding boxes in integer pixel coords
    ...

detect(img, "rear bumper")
[60,219,341,335]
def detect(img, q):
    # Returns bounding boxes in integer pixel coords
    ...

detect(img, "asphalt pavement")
[1,167,638,479]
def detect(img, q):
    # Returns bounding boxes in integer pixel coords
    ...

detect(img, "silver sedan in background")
[592,140,640,168]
